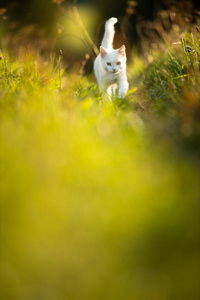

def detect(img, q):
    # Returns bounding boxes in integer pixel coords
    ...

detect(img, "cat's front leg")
[118,80,129,99]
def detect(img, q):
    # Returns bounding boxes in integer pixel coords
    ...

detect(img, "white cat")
[94,17,129,99]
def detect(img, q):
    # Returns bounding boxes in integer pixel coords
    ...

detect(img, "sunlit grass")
[0,34,200,299]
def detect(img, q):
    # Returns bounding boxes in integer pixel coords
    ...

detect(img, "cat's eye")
[106,62,111,66]
[116,62,121,65]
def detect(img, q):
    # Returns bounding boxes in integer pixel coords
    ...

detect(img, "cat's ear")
[100,46,107,58]
[118,45,126,57]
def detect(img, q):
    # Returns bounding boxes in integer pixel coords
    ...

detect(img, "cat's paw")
[118,92,126,99]
[118,83,129,99]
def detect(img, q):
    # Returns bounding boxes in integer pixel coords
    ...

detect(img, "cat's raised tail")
[101,17,118,49]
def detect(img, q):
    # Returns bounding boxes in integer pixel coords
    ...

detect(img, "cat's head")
[100,45,126,74]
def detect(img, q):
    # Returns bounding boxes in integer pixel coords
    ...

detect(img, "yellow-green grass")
[0,44,200,299]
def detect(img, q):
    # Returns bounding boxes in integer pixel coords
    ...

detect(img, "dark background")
[1,0,200,32]
[1,0,200,69]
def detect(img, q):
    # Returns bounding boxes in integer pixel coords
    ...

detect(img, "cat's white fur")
[94,17,129,99]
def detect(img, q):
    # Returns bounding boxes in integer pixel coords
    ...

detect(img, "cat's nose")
[112,68,117,73]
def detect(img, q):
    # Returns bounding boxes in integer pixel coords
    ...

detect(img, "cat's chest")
[105,72,119,84]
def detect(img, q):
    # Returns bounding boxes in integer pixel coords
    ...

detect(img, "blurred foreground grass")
[0,36,200,300]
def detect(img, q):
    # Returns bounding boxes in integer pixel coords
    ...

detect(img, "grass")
[0,32,200,300]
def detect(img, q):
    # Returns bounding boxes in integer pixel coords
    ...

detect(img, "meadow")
[0,20,200,300]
